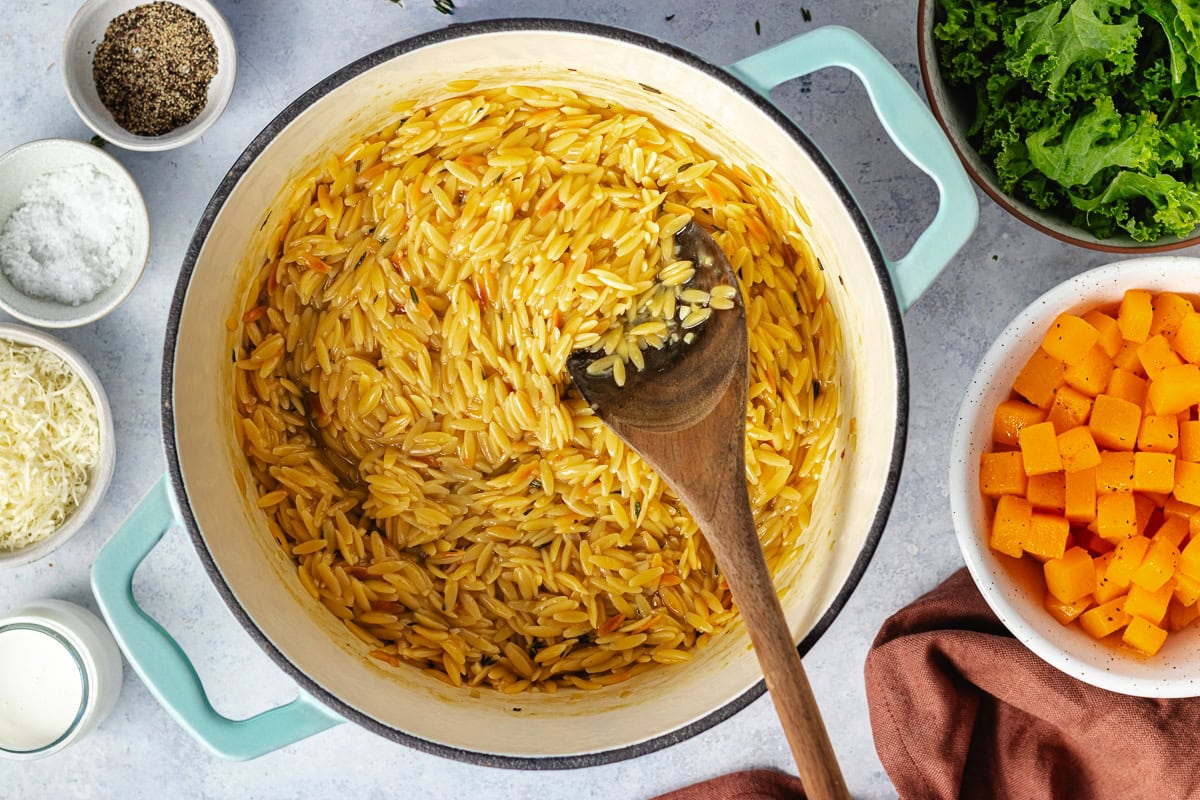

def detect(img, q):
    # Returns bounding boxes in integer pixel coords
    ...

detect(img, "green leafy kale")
[935,0,1200,241]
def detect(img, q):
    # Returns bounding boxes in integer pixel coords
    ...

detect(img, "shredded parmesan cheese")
[0,338,100,551]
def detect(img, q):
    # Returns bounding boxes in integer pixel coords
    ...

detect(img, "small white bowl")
[0,324,116,568]
[0,599,124,759]
[62,0,237,151]
[951,256,1200,697]
[0,138,150,328]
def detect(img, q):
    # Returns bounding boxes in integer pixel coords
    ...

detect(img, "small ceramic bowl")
[951,256,1200,697]
[0,138,150,327]
[62,0,237,151]
[0,324,116,568]
[0,599,124,759]
[916,0,1200,252]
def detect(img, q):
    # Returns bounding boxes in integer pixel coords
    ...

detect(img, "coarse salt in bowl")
[0,323,116,568]
[0,138,150,328]
[62,0,237,152]
[950,256,1200,697]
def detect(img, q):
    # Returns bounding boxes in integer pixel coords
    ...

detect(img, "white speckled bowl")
[951,256,1200,697]
[0,138,150,328]
[0,324,116,568]
[62,0,237,152]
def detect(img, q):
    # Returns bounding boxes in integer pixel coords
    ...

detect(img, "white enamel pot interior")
[951,257,1200,697]
[166,20,905,765]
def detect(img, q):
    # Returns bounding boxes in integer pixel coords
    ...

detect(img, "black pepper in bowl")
[92,1,218,137]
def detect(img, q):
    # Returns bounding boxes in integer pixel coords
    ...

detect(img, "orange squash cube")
[1019,421,1062,475]
[1026,472,1066,513]
[1056,427,1101,473]
[1114,340,1148,375]
[1107,368,1149,408]
[1148,364,1200,416]
[1046,386,1094,434]
[1107,536,1151,589]
[1139,335,1185,380]
[1096,451,1136,492]
[1130,537,1181,591]
[1123,616,1169,656]
[1180,420,1200,462]
[1045,592,1093,625]
[1063,345,1114,397]
[1137,414,1179,453]
[1125,580,1175,625]
[1013,348,1067,409]
[1164,495,1200,519]
[1174,573,1200,608]
[1093,552,1123,602]
[1043,546,1096,603]
[1089,393,1142,451]
[1174,460,1200,506]
[1043,313,1101,366]
[992,399,1049,447]
[1133,451,1177,494]
[1065,468,1097,523]
[1150,291,1194,339]
[1169,595,1200,630]
[1118,289,1154,343]
[1172,312,1200,363]
[1179,532,1200,581]
[991,495,1032,558]
[1025,513,1070,560]
[979,451,1028,496]
[1079,596,1131,639]
[1151,515,1189,548]
[1083,310,1123,359]
[1097,491,1138,541]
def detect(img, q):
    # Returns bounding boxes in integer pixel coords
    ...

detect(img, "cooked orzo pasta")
[232,83,841,693]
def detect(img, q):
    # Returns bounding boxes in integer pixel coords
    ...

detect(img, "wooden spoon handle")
[705,495,850,800]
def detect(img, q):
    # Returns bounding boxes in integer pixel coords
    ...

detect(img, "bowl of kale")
[919,0,1200,250]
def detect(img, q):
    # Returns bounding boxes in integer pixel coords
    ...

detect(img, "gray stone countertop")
[1,1,1162,798]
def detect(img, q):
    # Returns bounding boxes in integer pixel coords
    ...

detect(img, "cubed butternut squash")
[1123,616,1169,656]
[1133,451,1177,494]
[1094,551,1123,602]
[1065,467,1098,524]
[1131,537,1181,592]
[1179,420,1200,462]
[991,495,1032,558]
[1097,491,1138,541]
[1150,291,1194,339]
[1151,515,1189,548]
[1179,533,1200,581]
[1108,536,1151,589]
[1026,472,1066,512]
[1137,414,1179,453]
[1044,546,1096,603]
[1118,289,1154,343]
[1175,573,1200,608]
[1057,427,1102,473]
[1043,313,1101,366]
[1147,364,1200,416]
[1083,310,1123,359]
[1171,312,1200,364]
[1063,345,1114,397]
[1045,592,1093,625]
[992,399,1049,447]
[1125,580,1175,625]
[1139,335,1185,380]
[1025,513,1070,560]
[1174,460,1200,506]
[1107,369,1149,408]
[1013,348,1067,409]
[1089,393,1142,451]
[1096,451,1136,492]
[1169,595,1200,630]
[1114,340,1147,375]
[980,451,1028,496]
[1019,421,1063,475]
[1047,386,1094,434]
[1079,596,1131,639]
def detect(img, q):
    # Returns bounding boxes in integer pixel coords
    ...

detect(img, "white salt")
[0,163,136,306]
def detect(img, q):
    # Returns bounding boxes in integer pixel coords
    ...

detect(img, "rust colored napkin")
[866,567,1200,800]
[651,770,805,800]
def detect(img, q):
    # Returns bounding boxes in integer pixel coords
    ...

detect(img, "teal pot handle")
[727,25,977,311]
[91,475,344,760]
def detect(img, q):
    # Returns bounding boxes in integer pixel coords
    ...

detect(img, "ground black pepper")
[92,2,218,136]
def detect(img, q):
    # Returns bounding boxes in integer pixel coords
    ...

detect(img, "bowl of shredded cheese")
[0,138,150,328]
[0,324,115,567]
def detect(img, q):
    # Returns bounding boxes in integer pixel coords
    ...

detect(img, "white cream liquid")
[0,627,85,752]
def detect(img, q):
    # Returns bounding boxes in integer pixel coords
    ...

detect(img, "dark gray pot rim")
[162,17,907,771]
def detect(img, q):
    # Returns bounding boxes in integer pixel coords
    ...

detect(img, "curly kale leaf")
[1005,0,1142,98]
[1026,97,1161,187]
[1073,170,1200,239]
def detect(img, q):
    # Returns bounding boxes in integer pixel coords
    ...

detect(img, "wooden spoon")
[566,222,850,800]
